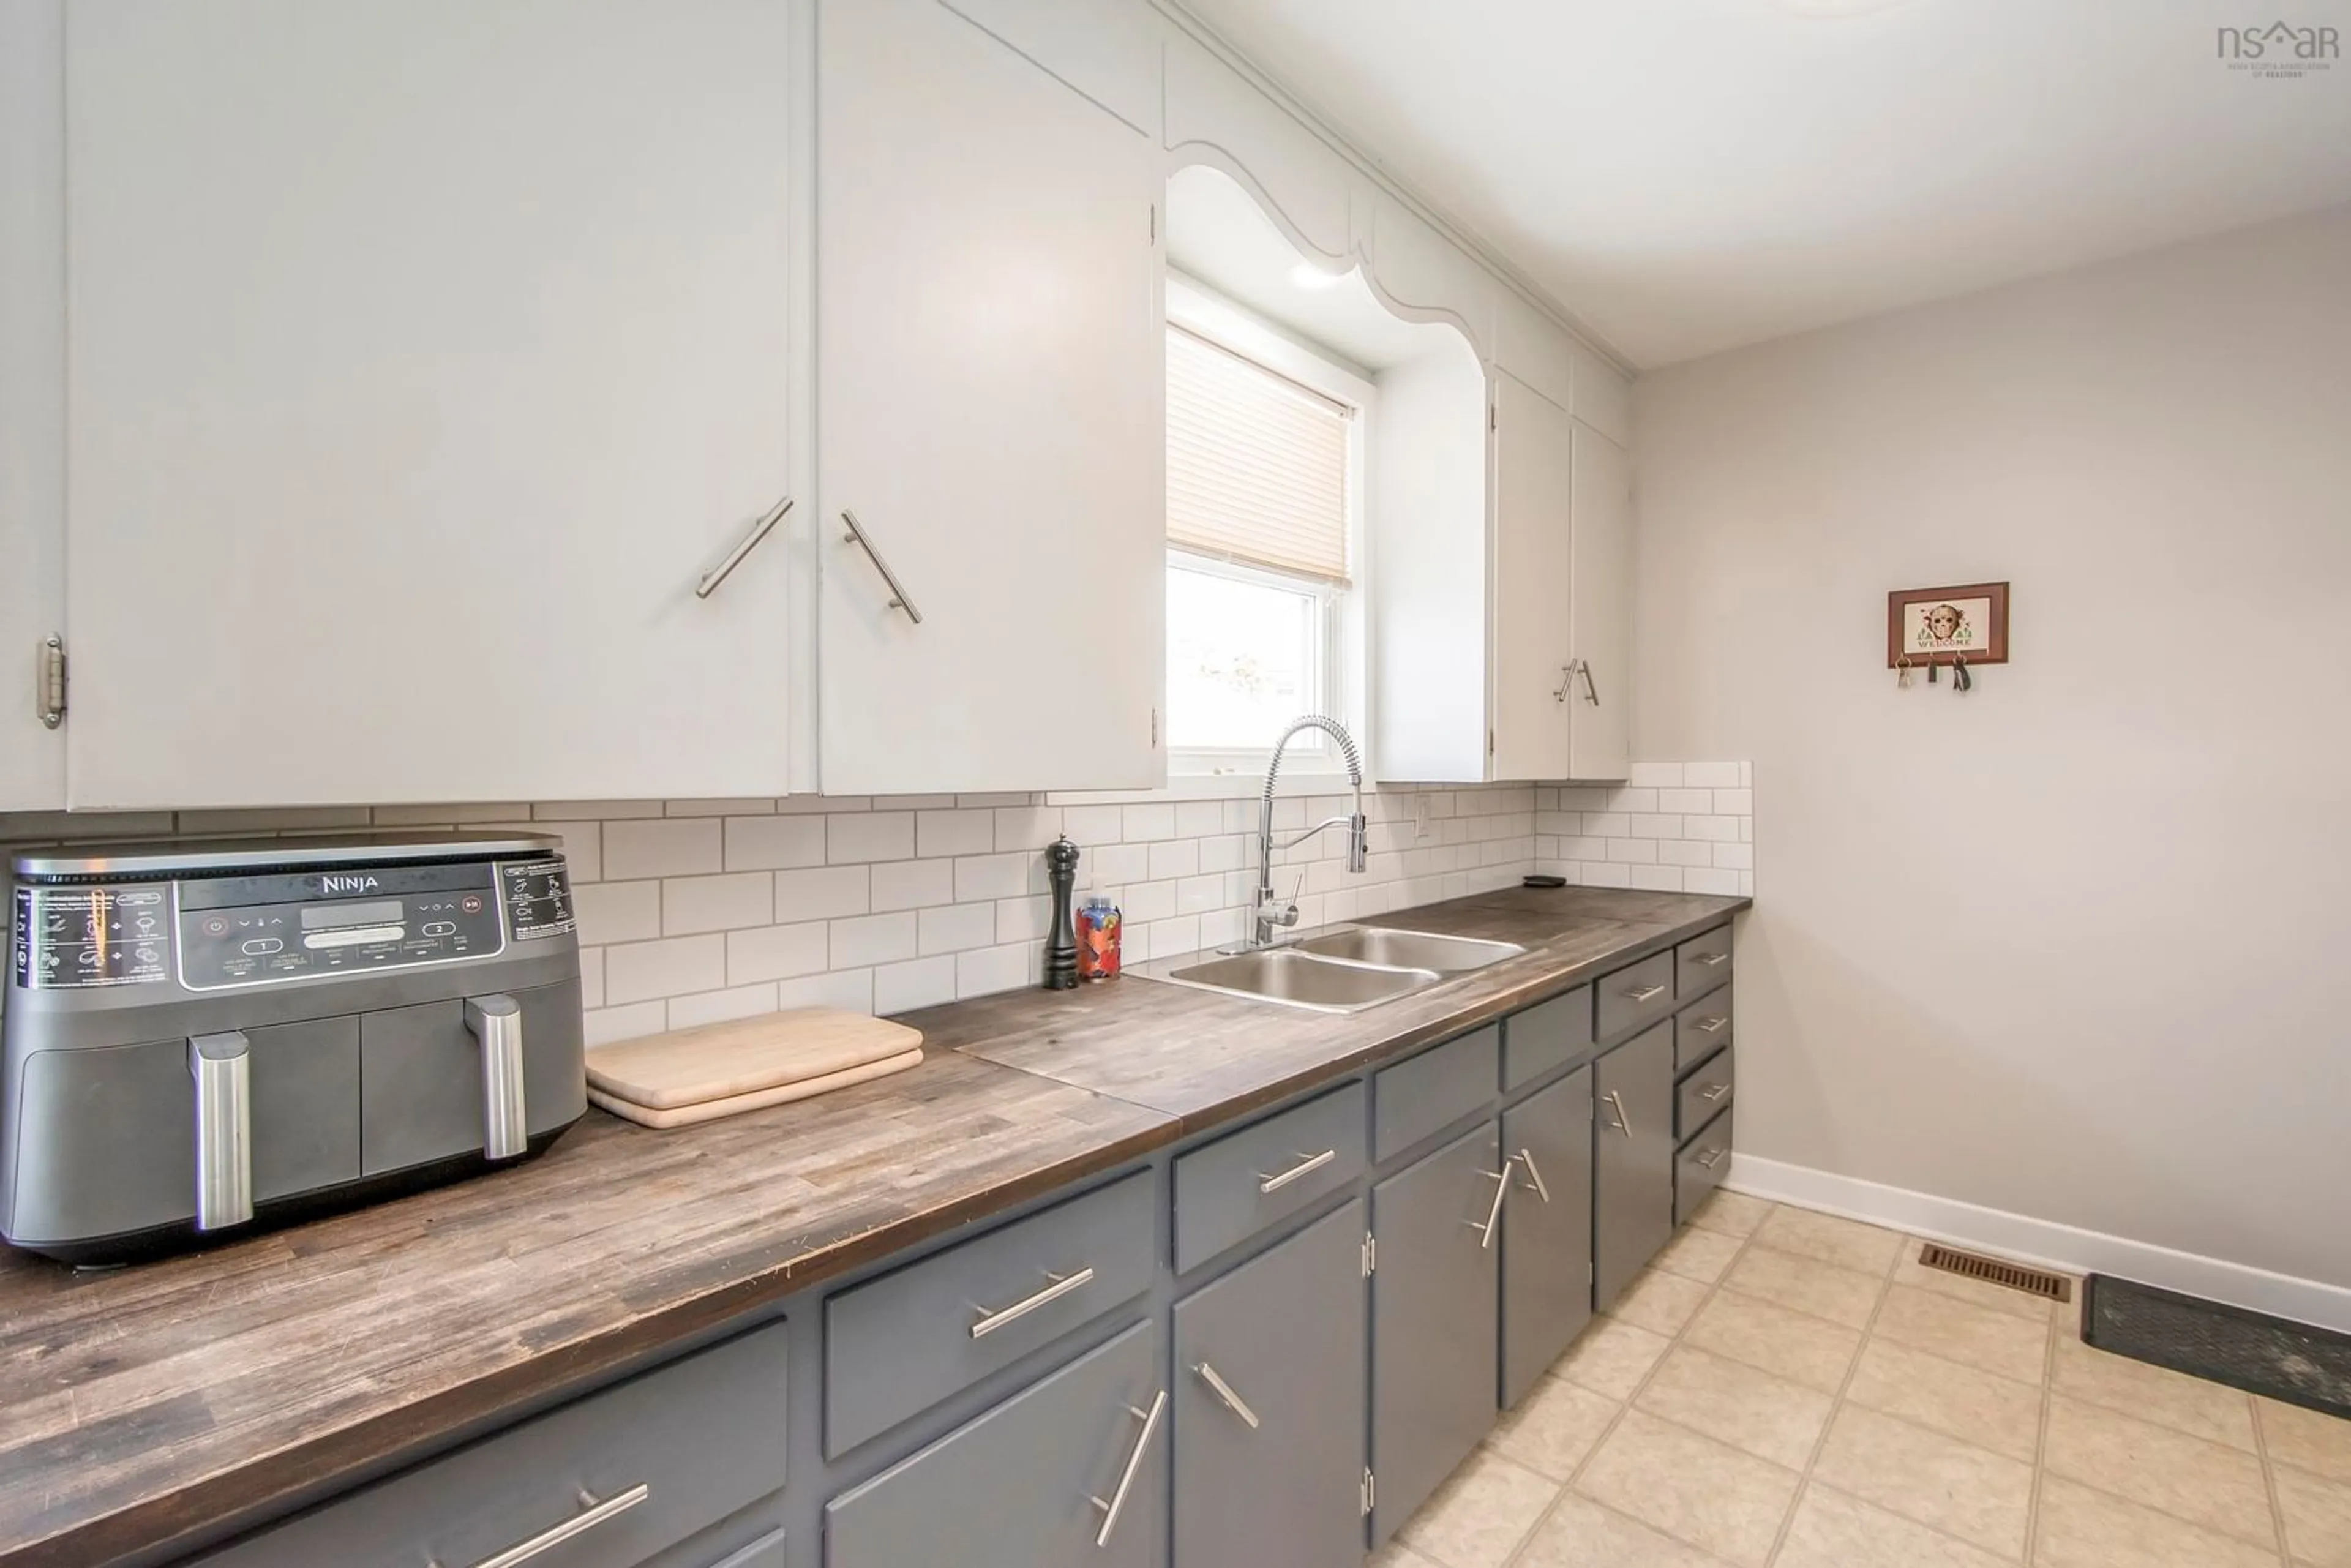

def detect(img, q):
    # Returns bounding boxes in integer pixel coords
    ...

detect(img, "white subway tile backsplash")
[1120,879,1178,923]
[577,947,605,1010]
[1657,788,1714,815]
[1584,813,1630,839]
[1682,762,1742,789]
[604,817,722,880]
[954,852,1035,902]
[1625,762,1684,788]
[1714,841,1754,871]
[1060,803,1125,845]
[1174,800,1224,839]
[774,865,871,921]
[995,895,1055,944]
[663,798,774,817]
[723,813,827,872]
[916,809,996,859]
[1534,762,1754,902]
[1685,867,1741,896]
[725,921,829,986]
[605,934,726,1005]
[874,794,957,812]
[1122,803,1177,842]
[1607,838,1658,864]
[1713,789,1754,816]
[992,807,1062,853]
[918,901,997,956]
[827,812,915,865]
[869,858,955,913]
[574,881,662,945]
[541,800,664,820]
[525,821,602,883]
[667,983,781,1030]
[1629,865,1684,892]
[956,943,1033,1000]
[874,955,957,1015]
[1684,815,1739,842]
[1148,839,1199,881]
[829,911,918,969]
[1629,814,1684,839]
[778,968,874,1014]
[1089,841,1150,885]
[584,1000,669,1048]
[1660,840,1716,868]
[662,872,774,936]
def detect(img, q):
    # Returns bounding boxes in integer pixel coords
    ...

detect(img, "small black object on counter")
[1522,874,1567,889]
[1043,836,1081,990]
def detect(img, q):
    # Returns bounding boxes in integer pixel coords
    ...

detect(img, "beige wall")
[1632,205,2351,1290]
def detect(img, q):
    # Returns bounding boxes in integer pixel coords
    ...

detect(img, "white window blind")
[1166,324,1352,584]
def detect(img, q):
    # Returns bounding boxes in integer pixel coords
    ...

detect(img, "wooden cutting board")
[585,1008,926,1110]
[589,1048,925,1129]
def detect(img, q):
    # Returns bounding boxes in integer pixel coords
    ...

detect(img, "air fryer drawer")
[1595,952,1676,1042]
[192,1321,789,1568]
[825,1169,1155,1457]
[1173,1081,1365,1274]
[1676,1045,1736,1140]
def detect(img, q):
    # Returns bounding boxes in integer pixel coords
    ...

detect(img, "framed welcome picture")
[1887,582,2009,667]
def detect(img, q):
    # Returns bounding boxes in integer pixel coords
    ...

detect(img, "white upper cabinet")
[1366,194,1495,359]
[1494,288,1578,416]
[0,0,66,811]
[1572,341,1633,448]
[1568,421,1633,781]
[1165,32,1353,265]
[62,0,795,809]
[940,0,1163,137]
[1490,374,1577,783]
[816,0,1163,795]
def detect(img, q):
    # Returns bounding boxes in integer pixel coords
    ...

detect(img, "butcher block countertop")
[0,885,1745,1568]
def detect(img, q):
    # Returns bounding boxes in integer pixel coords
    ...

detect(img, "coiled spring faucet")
[1247,715,1368,950]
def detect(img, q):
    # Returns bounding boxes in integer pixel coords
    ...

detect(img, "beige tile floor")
[1372,1193,2351,1568]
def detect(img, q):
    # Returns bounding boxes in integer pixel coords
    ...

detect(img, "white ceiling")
[1178,0,2351,367]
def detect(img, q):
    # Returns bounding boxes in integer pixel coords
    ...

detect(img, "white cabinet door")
[1490,373,1574,782]
[1568,422,1633,781]
[0,0,66,811]
[818,0,1163,795]
[63,0,793,809]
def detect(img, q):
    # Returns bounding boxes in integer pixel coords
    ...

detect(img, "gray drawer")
[1174,1082,1365,1274]
[1502,985,1593,1091]
[1595,951,1675,1042]
[1674,984,1734,1071]
[827,1319,1164,1568]
[700,1526,788,1568]
[1676,925,1734,998]
[193,1321,789,1568]
[1675,1109,1734,1226]
[1374,1025,1499,1161]
[1676,1044,1735,1140]
[825,1170,1154,1457]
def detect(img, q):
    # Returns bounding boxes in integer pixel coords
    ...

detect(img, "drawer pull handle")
[1603,1090,1634,1138]
[841,508,925,624]
[1090,1389,1167,1547]
[1514,1147,1551,1204]
[1700,1081,1732,1103]
[1194,1361,1261,1429]
[1257,1148,1337,1195]
[1624,983,1667,1003]
[1697,1146,1728,1169]
[694,493,792,599]
[969,1266,1095,1340]
[1693,1016,1729,1035]
[1692,951,1729,967]
[440,1483,648,1568]
[1465,1168,1510,1248]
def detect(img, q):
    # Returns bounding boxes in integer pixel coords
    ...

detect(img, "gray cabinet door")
[1594,1022,1676,1310]
[1371,1121,1502,1542]
[826,1319,1164,1568]
[1172,1201,1367,1568]
[1500,1067,1594,1408]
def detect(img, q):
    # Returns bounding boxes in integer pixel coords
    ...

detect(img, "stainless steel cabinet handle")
[1515,1147,1551,1204]
[1256,1148,1337,1195]
[432,1484,649,1568]
[839,509,924,624]
[1701,1081,1732,1103]
[1465,1168,1509,1248]
[466,994,527,1161]
[1090,1390,1167,1548]
[189,1030,252,1231]
[1695,1016,1728,1035]
[1194,1362,1261,1429]
[1697,1146,1728,1169]
[1692,951,1730,968]
[1603,1090,1634,1138]
[1552,664,1572,703]
[694,495,792,599]
[1578,659,1602,706]
[1624,983,1667,1003]
[969,1266,1094,1340]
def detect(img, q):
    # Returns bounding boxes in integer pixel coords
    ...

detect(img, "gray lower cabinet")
[1499,1067,1594,1408]
[825,1319,1165,1568]
[1172,1201,1368,1568]
[1370,1121,1502,1543]
[1593,1021,1676,1311]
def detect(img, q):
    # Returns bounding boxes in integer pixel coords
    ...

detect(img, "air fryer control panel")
[11,857,575,992]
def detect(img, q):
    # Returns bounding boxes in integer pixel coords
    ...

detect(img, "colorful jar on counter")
[1076,895,1121,981]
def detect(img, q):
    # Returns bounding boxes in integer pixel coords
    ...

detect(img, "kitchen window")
[1164,288,1368,773]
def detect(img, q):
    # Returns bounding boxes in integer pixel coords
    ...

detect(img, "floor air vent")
[1918,1243,2072,1303]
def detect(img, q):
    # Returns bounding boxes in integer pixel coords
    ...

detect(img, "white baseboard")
[1726,1153,2351,1337]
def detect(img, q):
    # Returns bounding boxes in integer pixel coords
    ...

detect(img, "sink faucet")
[1247,715,1369,950]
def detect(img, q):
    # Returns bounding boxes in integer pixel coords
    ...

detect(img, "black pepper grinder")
[1043,835,1081,991]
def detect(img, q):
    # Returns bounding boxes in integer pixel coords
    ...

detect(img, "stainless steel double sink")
[1142,926,1527,1013]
